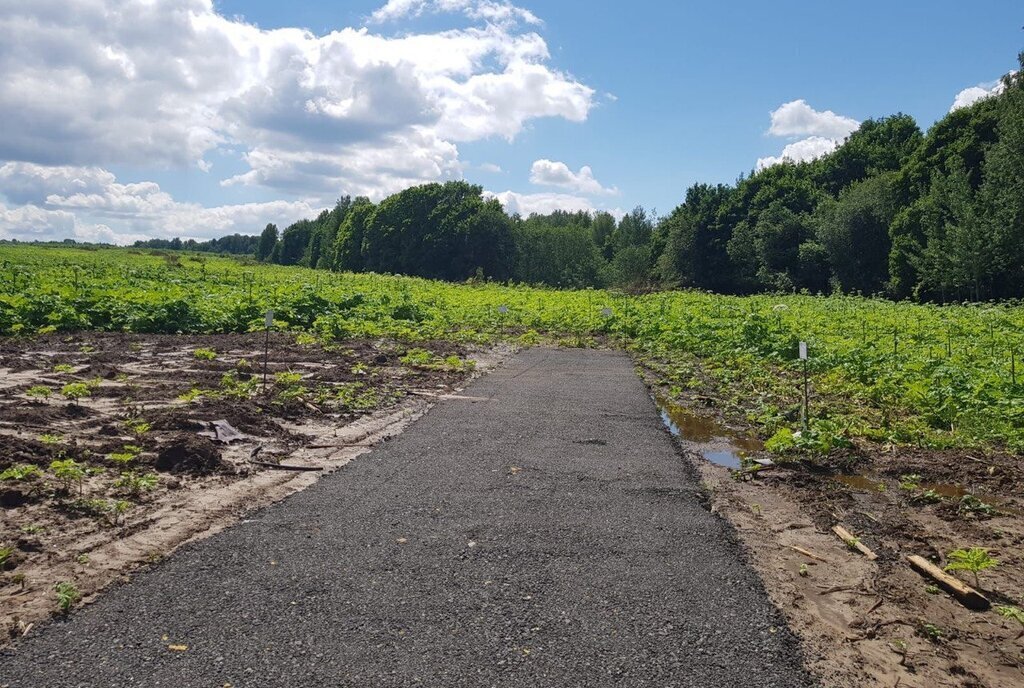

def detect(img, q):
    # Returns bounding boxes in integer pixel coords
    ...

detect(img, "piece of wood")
[788,545,828,563]
[906,555,990,611]
[833,525,878,560]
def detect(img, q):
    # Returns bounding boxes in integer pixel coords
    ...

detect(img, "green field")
[3,244,1023,453]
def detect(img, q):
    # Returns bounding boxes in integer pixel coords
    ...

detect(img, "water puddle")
[834,473,1021,516]
[655,396,763,470]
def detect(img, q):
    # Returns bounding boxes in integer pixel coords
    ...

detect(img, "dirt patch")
[0,332,507,639]
[154,435,225,475]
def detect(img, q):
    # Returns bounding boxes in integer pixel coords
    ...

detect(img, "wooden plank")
[788,545,828,563]
[907,555,990,611]
[833,525,878,560]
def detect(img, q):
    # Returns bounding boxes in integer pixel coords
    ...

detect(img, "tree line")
[173,51,1024,301]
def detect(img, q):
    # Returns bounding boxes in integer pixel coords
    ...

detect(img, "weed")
[798,563,809,577]
[38,433,62,444]
[108,444,143,465]
[351,363,369,375]
[911,488,943,505]
[123,418,151,436]
[75,554,89,565]
[958,495,997,517]
[916,622,943,642]
[996,605,1024,628]
[0,545,14,570]
[1,464,43,482]
[899,474,922,490]
[114,471,158,496]
[25,385,52,400]
[193,348,217,360]
[49,459,86,495]
[54,581,81,613]
[20,524,45,534]
[60,382,91,405]
[177,388,205,403]
[52,364,75,374]
[944,547,998,588]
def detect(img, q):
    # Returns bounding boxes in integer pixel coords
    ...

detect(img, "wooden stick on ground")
[788,545,828,563]
[906,555,990,611]
[833,525,878,560]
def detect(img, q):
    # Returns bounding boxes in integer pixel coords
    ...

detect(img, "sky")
[0,0,1021,244]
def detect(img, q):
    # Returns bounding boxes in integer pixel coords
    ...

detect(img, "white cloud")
[488,190,623,219]
[370,1,541,26]
[529,159,617,195]
[756,136,840,171]
[0,162,317,244]
[0,0,595,233]
[479,162,503,173]
[755,100,859,171]
[950,77,1009,111]
[767,99,860,140]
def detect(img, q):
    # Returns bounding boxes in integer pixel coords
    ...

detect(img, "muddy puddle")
[834,472,1022,515]
[655,396,763,469]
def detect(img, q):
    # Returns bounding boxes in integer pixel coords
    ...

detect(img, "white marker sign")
[497,305,508,314]
[601,307,613,317]
[265,310,274,328]
[799,341,808,360]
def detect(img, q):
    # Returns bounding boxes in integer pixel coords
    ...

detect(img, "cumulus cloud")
[950,77,1010,111]
[767,99,860,139]
[487,190,624,219]
[756,100,860,171]
[479,162,503,173]
[529,159,617,195]
[756,136,840,171]
[0,0,595,240]
[0,162,317,244]
[370,1,541,26]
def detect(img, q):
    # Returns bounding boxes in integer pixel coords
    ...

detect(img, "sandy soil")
[0,332,508,638]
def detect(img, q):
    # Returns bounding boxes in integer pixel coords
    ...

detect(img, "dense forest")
[163,52,1024,301]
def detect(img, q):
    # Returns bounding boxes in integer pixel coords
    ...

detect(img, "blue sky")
[0,0,1020,243]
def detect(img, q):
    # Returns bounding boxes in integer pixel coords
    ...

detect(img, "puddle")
[834,473,1021,516]
[655,396,763,470]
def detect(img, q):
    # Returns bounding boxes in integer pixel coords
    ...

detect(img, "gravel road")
[0,348,813,687]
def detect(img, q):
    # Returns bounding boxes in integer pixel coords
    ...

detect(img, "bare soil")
[0,332,505,639]
[641,364,1024,688]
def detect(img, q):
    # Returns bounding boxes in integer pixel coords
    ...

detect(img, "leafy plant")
[25,385,52,400]
[108,444,143,465]
[38,433,63,444]
[52,364,75,374]
[899,474,922,490]
[177,388,205,403]
[0,545,14,570]
[60,382,91,405]
[944,547,999,588]
[123,418,151,436]
[50,458,87,495]
[917,622,943,642]
[114,471,158,496]
[193,347,217,360]
[1,464,43,482]
[958,494,997,517]
[54,581,81,612]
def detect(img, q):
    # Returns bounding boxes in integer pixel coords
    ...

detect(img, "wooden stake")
[833,525,878,560]
[907,555,990,611]
[788,545,828,563]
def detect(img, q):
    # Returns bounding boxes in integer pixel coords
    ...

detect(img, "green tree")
[255,223,278,262]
